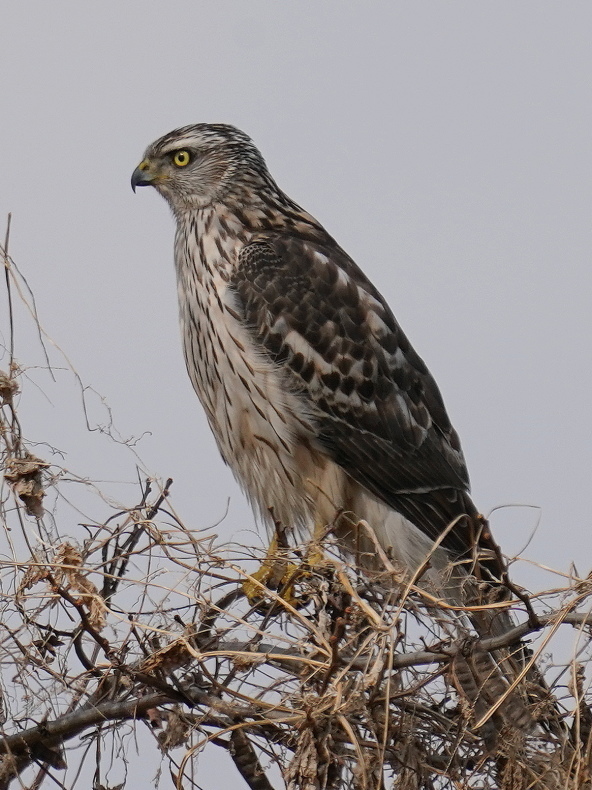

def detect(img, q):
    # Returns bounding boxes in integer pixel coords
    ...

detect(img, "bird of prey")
[131,124,506,602]
[132,124,561,739]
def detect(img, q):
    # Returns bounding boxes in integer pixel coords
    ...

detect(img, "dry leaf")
[0,370,18,404]
[158,709,190,751]
[139,638,195,674]
[54,542,106,631]
[284,728,318,790]
[4,454,48,517]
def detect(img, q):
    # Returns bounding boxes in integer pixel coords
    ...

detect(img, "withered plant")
[1,225,592,790]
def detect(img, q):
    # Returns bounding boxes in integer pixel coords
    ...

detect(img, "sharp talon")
[242,556,301,609]
[241,539,329,611]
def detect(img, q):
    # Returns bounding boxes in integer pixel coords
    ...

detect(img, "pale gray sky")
[1,2,591,786]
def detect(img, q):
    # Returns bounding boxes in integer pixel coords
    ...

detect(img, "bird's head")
[131,123,270,212]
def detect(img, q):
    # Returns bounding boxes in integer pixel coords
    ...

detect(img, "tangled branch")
[2,234,592,790]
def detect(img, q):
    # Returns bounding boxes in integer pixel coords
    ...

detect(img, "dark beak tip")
[131,167,152,193]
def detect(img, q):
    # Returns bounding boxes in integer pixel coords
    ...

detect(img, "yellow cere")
[173,150,191,167]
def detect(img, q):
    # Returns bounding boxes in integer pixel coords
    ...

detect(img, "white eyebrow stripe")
[157,137,201,155]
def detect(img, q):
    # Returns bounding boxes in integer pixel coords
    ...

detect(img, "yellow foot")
[242,553,301,608]
[304,544,326,570]
[242,536,329,610]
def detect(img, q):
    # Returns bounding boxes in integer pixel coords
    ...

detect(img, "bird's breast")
[173,218,322,531]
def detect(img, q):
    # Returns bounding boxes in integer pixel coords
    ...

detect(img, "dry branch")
[2,239,592,790]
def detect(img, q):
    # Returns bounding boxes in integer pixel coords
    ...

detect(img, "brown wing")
[232,233,499,574]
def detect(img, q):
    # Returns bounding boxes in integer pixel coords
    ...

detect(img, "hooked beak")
[131,159,157,192]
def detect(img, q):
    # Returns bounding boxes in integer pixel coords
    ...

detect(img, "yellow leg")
[242,523,330,607]
[306,520,328,569]
[242,534,300,607]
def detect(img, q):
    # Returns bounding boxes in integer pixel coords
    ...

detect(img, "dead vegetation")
[2,228,592,790]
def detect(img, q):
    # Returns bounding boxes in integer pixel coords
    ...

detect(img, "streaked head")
[131,124,269,211]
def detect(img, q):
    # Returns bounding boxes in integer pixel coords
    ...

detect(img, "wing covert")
[231,233,481,559]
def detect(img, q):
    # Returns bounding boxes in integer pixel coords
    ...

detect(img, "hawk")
[132,124,560,739]
[131,124,505,610]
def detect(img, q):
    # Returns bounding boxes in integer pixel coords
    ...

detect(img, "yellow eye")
[172,150,191,167]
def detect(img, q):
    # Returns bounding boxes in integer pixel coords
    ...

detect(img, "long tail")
[449,523,566,746]
[336,506,565,745]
